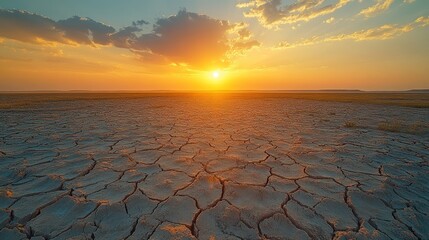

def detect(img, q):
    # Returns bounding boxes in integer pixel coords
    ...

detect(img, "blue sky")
[0,0,244,27]
[1,0,427,45]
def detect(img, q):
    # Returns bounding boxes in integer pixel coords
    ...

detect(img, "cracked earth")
[0,95,428,240]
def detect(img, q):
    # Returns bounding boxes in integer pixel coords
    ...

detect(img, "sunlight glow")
[212,71,220,79]
[207,70,225,89]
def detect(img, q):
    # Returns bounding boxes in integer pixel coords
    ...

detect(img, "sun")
[208,70,224,86]
[212,71,220,79]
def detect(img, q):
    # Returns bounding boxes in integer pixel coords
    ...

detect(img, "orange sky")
[0,1,428,91]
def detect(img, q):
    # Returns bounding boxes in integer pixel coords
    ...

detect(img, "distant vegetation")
[0,92,428,109]
[345,119,428,135]
[277,93,429,108]
[378,120,428,134]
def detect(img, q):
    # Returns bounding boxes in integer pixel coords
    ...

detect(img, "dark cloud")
[132,19,149,26]
[0,9,115,45]
[0,9,66,44]
[109,26,140,48]
[131,10,233,68]
[0,9,259,69]
[57,16,115,45]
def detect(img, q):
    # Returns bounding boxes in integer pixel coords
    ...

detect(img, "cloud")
[0,9,116,46]
[0,9,67,44]
[57,16,115,45]
[0,9,259,69]
[129,10,259,68]
[277,16,429,48]
[132,20,149,26]
[358,0,394,17]
[237,0,351,28]
[324,17,335,24]
[109,26,141,48]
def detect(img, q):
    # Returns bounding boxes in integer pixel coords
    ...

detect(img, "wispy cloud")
[324,17,335,24]
[358,0,394,17]
[276,16,429,48]
[0,9,259,69]
[236,0,351,28]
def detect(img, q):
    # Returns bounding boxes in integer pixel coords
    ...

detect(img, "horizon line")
[1,89,429,94]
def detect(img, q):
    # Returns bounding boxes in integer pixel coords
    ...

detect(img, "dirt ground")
[0,94,428,239]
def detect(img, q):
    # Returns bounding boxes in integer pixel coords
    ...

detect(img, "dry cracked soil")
[0,94,428,240]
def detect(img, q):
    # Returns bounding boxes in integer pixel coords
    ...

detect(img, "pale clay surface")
[0,96,428,239]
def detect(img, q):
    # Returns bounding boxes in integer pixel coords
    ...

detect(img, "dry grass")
[279,93,429,108]
[344,119,428,135]
[378,120,403,133]
[378,120,428,134]
[344,121,358,128]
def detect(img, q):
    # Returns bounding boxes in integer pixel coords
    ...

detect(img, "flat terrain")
[1,92,429,109]
[0,94,428,239]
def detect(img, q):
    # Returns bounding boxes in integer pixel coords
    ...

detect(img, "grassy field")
[0,92,428,109]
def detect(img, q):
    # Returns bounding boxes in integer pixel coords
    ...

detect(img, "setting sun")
[212,71,220,79]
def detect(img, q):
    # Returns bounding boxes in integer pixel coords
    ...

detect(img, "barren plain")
[0,93,428,240]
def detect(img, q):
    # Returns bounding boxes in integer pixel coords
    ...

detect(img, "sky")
[0,0,428,91]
